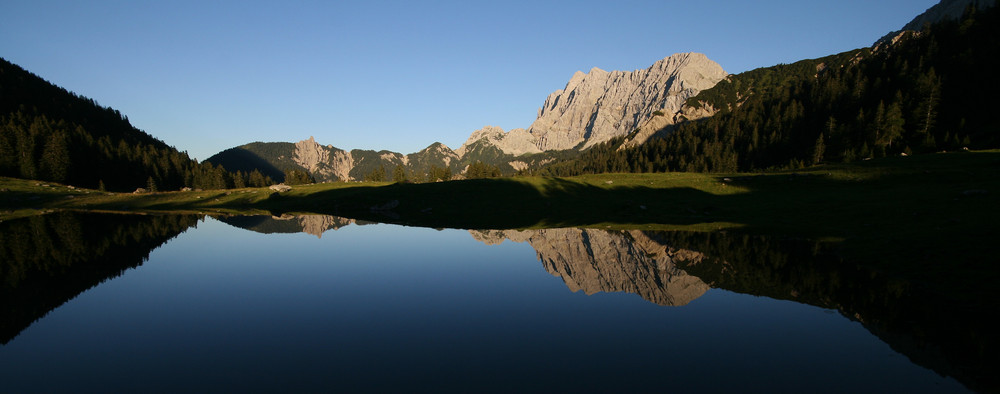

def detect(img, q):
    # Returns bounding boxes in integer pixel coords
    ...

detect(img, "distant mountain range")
[205,52,727,182]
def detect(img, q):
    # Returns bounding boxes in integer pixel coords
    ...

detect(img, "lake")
[0,212,982,392]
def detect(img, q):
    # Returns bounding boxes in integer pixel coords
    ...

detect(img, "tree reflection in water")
[0,212,201,344]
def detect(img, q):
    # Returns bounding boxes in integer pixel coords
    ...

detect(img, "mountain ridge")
[206,52,727,181]
[902,0,996,31]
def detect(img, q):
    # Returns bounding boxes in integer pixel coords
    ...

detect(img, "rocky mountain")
[455,126,540,157]
[207,52,727,181]
[456,53,727,155]
[206,137,462,182]
[293,137,353,182]
[527,52,726,151]
[545,0,1000,175]
[470,228,710,306]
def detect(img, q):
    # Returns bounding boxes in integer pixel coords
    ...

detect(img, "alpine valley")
[2,0,999,392]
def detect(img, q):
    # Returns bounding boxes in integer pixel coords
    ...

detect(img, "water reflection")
[0,213,992,392]
[471,229,710,306]
[472,227,994,393]
[216,214,361,238]
[0,212,201,344]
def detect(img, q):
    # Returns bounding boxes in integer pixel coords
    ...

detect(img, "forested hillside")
[542,5,999,175]
[0,58,258,191]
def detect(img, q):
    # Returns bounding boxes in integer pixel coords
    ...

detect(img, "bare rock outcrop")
[455,126,541,157]
[526,52,726,151]
[622,101,720,148]
[293,136,353,181]
[470,228,710,306]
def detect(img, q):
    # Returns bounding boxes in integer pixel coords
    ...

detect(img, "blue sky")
[1,0,938,161]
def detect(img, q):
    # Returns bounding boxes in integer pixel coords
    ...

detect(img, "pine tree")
[427,165,451,182]
[16,119,36,180]
[916,68,940,136]
[364,166,386,182]
[40,131,70,183]
[392,164,407,183]
[0,120,18,175]
[812,134,826,165]
[883,101,905,150]
[249,169,268,187]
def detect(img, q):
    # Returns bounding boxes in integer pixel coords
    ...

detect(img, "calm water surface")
[0,213,973,392]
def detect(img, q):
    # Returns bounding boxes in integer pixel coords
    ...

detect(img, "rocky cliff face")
[622,101,720,148]
[470,228,710,306]
[293,136,353,182]
[454,52,727,156]
[454,126,540,157]
[525,52,726,151]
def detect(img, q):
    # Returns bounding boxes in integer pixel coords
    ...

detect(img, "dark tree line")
[0,57,265,191]
[542,5,999,175]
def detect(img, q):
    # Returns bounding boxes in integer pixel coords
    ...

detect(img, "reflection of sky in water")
[0,217,968,392]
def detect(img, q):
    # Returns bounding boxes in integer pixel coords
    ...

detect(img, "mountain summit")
[528,52,726,151]
[456,52,726,155]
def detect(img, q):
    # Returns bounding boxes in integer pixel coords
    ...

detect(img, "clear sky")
[1,0,938,161]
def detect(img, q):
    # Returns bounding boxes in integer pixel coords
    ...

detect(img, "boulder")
[269,184,292,192]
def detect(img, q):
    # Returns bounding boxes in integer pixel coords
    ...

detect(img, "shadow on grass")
[0,190,74,211]
[265,178,734,229]
[262,152,999,259]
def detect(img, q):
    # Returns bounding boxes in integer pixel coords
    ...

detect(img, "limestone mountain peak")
[526,52,726,151]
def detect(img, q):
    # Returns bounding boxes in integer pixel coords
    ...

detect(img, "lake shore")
[3,150,998,303]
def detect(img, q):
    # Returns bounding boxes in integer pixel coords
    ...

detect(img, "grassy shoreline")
[2,151,998,289]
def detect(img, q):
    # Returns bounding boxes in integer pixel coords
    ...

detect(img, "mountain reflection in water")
[471,229,710,306]
[1,213,992,392]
